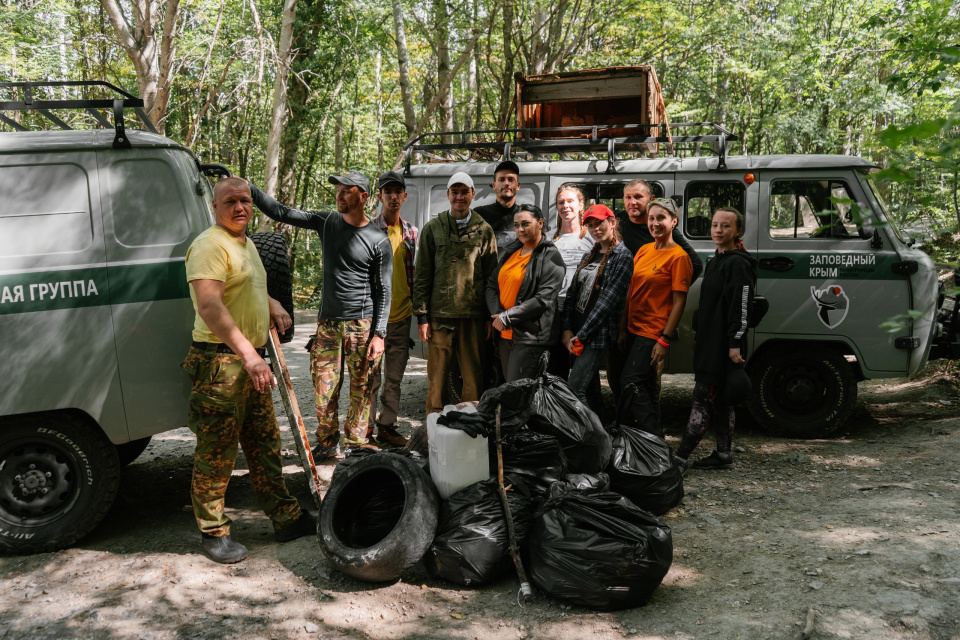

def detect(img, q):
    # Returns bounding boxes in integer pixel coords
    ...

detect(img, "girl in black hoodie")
[677,207,758,470]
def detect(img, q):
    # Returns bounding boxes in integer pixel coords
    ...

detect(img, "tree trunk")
[496,0,515,129]
[261,0,300,207]
[433,0,454,142]
[100,0,180,134]
[391,0,416,137]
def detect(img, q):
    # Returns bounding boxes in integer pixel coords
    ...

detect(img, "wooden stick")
[494,403,532,602]
[266,327,323,511]
[798,606,816,640]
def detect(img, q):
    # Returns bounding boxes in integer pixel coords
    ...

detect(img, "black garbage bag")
[528,373,612,473]
[562,472,611,493]
[606,424,684,515]
[497,429,567,501]
[528,483,673,610]
[423,475,532,586]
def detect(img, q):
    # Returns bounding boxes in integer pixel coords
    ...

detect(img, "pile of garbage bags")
[320,370,684,610]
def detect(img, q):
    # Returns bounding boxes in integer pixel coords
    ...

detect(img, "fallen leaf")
[825,525,834,530]
[451,613,466,620]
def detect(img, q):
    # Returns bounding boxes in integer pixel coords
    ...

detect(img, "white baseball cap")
[447,172,475,190]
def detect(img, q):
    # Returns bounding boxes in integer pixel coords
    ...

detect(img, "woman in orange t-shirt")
[486,205,566,381]
[618,198,693,438]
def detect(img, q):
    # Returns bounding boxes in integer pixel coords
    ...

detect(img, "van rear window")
[106,158,191,247]
[0,163,93,258]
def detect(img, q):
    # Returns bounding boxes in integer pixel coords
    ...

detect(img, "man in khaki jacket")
[412,172,498,415]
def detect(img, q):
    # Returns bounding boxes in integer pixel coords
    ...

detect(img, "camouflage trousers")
[311,318,381,448]
[183,345,302,537]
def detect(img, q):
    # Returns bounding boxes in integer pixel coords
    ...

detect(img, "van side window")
[769,180,861,239]
[684,182,746,238]
[109,159,190,247]
[570,182,663,211]
[0,164,93,258]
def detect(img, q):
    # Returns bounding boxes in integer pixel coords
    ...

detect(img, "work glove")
[436,410,492,438]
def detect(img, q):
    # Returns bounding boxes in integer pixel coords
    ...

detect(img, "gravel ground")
[1,314,959,640]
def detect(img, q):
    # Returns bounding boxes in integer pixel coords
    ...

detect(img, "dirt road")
[2,318,959,640]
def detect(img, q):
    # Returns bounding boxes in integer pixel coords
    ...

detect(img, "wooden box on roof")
[515,66,666,139]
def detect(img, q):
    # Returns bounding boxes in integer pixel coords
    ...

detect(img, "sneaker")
[311,442,340,461]
[691,450,734,470]
[201,533,248,564]
[374,424,408,449]
[274,511,318,543]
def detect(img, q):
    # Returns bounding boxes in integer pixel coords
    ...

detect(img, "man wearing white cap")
[412,172,498,414]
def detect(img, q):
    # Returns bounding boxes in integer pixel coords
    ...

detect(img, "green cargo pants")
[183,345,302,537]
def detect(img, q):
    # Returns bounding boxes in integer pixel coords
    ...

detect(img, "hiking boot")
[274,511,318,543]
[311,442,340,462]
[201,534,248,564]
[691,450,734,470]
[374,424,408,449]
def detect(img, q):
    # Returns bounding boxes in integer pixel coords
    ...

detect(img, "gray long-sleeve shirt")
[249,184,392,336]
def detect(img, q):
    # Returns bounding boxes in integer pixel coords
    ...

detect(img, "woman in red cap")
[561,203,633,415]
[618,198,693,438]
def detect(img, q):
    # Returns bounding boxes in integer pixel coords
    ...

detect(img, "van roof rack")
[0,80,157,150]
[403,122,738,175]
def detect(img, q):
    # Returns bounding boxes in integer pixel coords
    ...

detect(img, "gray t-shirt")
[249,184,393,336]
[554,232,597,308]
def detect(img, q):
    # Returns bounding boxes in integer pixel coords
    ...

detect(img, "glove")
[436,410,492,438]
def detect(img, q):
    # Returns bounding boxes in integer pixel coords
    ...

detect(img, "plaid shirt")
[372,213,418,292]
[562,242,633,351]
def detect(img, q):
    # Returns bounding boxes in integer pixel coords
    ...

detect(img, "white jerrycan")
[427,404,489,499]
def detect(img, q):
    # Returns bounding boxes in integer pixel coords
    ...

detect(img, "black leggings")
[677,382,735,459]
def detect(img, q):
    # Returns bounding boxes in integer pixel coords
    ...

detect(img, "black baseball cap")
[378,170,406,190]
[494,160,520,176]
[328,170,370,193]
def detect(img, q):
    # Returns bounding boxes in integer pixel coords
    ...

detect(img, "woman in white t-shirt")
[548,183,596,378]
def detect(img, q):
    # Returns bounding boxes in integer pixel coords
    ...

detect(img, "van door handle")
[759,256,794,271]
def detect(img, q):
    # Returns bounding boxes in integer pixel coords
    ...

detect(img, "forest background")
[3,0,959,303]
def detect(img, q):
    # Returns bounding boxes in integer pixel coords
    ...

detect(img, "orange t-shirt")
[497,248,532,340]
[626,243,693,339]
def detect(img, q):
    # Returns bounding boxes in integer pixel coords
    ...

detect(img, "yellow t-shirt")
[497,249,532,341]
[186,225,270,347]
[387,224,412,323]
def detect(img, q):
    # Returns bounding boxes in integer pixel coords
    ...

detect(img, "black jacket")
[693,248,759,385]
[485,236,566,346]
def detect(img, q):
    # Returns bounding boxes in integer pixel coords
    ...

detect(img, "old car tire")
[319,452,439,582]
[747,345,858,438]
[251,231,295,344]
[116,436,151,467]
[0,413,121,554]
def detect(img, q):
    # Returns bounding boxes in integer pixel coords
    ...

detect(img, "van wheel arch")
[746,341,859,438]
[0,410,120,554]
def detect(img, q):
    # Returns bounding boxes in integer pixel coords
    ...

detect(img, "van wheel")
[747,345,857,438]
[116,436,151,466]
[319,453,439,582]
[251,231,295,344]
[0,413,121,554]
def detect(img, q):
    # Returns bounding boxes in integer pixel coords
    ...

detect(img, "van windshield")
[862,169,906,244]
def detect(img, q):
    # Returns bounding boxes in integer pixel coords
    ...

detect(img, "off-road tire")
[0,413,121,554]
[319,452,439,582]
[116,436,151,467]
[251,231,294,344]
[747,344,858,438]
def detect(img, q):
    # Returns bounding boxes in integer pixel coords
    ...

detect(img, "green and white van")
[400,125,950,438]
[0,82,292,554]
